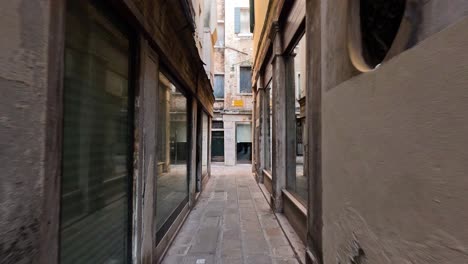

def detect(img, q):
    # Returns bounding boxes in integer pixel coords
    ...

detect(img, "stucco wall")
[0,1,50,263]
[321,0,468,92]
[322,17,468,264]
[127,0,215,113]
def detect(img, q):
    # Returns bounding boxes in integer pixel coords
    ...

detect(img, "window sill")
[237,33,253,38]
[263,169,272,181]
[282,189,307,215]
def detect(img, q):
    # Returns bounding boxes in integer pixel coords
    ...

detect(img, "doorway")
[211,131,225,162]
[236,123,252,164]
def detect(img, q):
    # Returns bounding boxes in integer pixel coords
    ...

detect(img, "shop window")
[60,1,132,262]
[349,0,406,71]
[156,73,189,243]
[265,81,273,172]
[239,66,252,93]
[286,34,307,203]
[201,112,209,177]
[214,74,225,98]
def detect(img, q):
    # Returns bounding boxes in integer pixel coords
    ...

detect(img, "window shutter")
[234,7,240,34]
[249,0,255,33]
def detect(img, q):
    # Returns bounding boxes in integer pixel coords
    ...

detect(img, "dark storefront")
[0,0,215,263]
[60,2,134,262]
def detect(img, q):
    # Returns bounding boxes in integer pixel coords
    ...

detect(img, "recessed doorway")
[236,123,252,164]
[212,131,225,162]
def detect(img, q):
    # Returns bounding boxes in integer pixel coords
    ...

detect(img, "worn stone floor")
[161,165,300,264]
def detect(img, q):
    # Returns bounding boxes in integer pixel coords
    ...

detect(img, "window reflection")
[156,73,189,240]
[288,34,307,203]
[60,1,131,263]
[266,81,273,172]
[202,112,209,177]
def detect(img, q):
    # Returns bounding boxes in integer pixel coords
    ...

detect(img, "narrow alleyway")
[162,165,300,264]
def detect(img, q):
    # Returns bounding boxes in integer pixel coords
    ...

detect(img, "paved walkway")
[162,165,300,264]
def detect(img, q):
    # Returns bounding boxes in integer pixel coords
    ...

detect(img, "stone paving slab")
[161,165,301,264]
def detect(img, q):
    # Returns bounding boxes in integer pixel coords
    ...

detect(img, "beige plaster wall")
[322,17,468,264]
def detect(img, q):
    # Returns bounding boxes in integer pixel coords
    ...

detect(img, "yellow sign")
[232,99,244,107]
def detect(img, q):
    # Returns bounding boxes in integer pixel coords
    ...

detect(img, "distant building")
[212,0,254,166]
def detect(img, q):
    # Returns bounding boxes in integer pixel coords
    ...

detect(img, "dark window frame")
[285,31,307,205]
[155,69,193,245]
[239,66,252,94]
[214,74,225,99]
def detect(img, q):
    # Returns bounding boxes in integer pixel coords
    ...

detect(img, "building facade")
[212,0,254,166]
[251,0,468,263]
[0,0,216,263]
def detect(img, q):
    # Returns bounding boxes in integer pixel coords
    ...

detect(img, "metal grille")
[212,121,224,129]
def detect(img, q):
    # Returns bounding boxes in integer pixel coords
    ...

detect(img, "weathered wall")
[214,46,225,74]
[224,0,253,112]
[0,1,51,263]
[126,0,215,114]
[322,16,468,264]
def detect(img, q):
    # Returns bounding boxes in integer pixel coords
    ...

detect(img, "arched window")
[348,0,406,71]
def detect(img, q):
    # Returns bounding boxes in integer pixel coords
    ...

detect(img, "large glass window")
[265,81,273,172]
[287,34,307,203]
[156,73,189,242]
[60,2,131,263]
[201,112,209,177]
